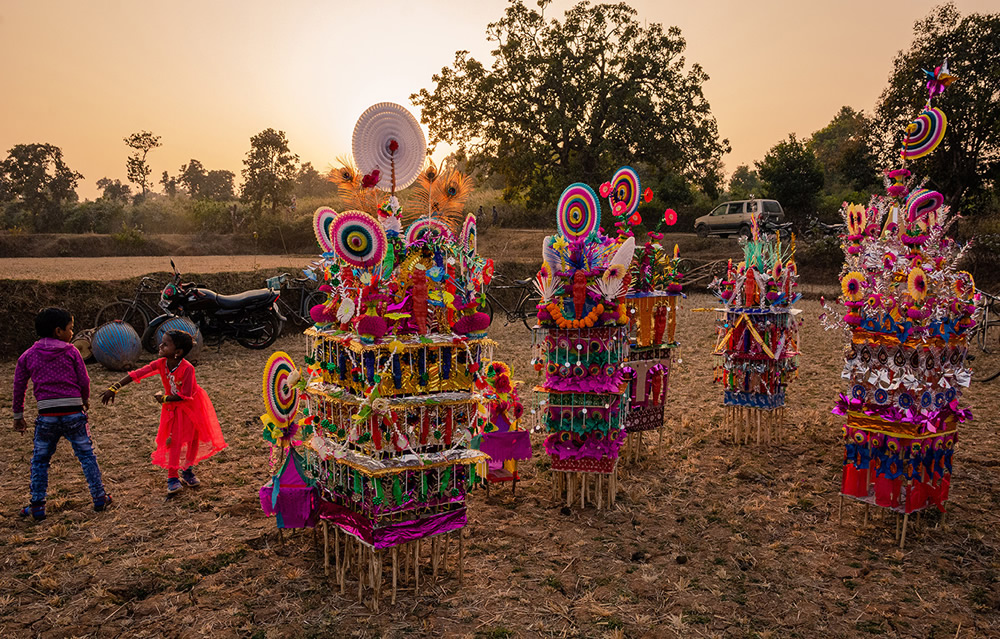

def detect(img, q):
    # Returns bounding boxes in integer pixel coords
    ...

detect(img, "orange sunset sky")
[1,0,996,201]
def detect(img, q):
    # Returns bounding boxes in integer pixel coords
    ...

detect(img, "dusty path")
[0,255,315,281]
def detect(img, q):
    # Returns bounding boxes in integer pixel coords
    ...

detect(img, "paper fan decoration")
[352,102,427,191]
[405,217,451,245]
[609,167,640,217]
[901,107,947,160]
[263,352,300,426]
[331,211,388,268]
[461,213,477,254]
[556,183,600,240]
[905,188,944,222]
[313,207,337,253]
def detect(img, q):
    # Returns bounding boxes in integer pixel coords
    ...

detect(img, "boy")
[13,308,112,520]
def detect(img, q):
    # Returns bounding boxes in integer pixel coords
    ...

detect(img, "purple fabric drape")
[317,501,467,549]
[479,431,532,462]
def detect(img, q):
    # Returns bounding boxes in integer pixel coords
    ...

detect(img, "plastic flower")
[954,271,975,300]
[841,271,866,302]
[664,208,677,226]
[599,182,612,198]
[643,188,653,202]
[908,267,928,302]
[846,203,867,237]
[882,252,897,271]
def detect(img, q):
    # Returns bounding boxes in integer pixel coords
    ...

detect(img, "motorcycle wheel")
[236,311,282,349]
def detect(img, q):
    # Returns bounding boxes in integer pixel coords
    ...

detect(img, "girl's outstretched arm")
[100,374,133,405]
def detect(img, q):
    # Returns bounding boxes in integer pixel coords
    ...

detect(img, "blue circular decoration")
[945,388,956,402]
[559,364,572,378]
[92,321,142,371]
[572,364,587,378]
[898,393,913,409]
[603,364,617,378]
[874,388,889,404]
[921,392,933,408]
[851,385,867,401]
[934,393,945,408]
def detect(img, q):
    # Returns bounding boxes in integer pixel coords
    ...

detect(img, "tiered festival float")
[531,183,635,508]
[830,62,975,547]
[259,103,520,604]
[710,217,800,444]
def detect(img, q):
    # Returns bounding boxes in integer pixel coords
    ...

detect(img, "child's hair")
[166,330,194,359]
[35,308,73,338]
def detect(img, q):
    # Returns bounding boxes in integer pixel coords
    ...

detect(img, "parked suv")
[694,199,784,238]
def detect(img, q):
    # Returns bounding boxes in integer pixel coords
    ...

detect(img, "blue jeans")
[30,413,106,505]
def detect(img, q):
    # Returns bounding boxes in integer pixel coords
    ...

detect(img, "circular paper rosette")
[901,107,947,160]
[352,102,427,191]
[405,217,451,245]
[461,213,477,254]
[313,207,337,253]
[331,210,387,268]
[556,183,600,241]
[905,188,944,222]
[609,166,640,217]
[262,352,299,427]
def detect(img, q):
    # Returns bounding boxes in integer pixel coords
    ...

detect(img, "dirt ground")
[1,294,998,639]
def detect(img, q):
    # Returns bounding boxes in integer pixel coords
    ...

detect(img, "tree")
[727,165,762,200]
[160,170,178,197]
[411,0,729,210]
[124,131,162,200]
[755,134,824,217]
[240,128,298,216]
[809,106,880,193]
[0,143,82,231]
[96,177,132,203]
[202,170,235,201]
[294,162,335,197]
[872,3,1000,213]
[177,159,207,197]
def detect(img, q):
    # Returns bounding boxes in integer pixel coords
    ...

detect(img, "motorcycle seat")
[197,288,276,309]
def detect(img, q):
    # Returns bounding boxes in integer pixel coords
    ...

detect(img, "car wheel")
[719,234,730,239]
[695,225,708,238]
[739,225,751,238]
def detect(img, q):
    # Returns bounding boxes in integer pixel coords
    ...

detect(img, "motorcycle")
[801,216,845,242]
[143,261,286,352]
[758,217,795,240]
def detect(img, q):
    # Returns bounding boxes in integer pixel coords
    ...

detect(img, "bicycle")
[482,274,541,329]
[267,272,326,327]
[94,276,163,337]
[969,290,1000,382]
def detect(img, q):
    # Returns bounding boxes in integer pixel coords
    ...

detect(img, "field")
[1,287,999,639]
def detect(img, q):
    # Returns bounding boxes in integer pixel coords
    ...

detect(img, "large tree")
[124,130,162,200]
[240,128,298,216]
[202,170,235,201]
[0,143,82,231]
[755,134,824,217]
[411,0,729,209]
[872,3,1000,213]
[809,106,880,194]
[177,159,207,197]
[727,165,762,200]
[96,177,132,203]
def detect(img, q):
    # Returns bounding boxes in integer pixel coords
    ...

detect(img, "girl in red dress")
[101,330,226,495]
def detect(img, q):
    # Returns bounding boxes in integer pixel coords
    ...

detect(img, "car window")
[727,203,744,215]
[746,201,758,213]
[763,201,782,214]
[710,204,728,216]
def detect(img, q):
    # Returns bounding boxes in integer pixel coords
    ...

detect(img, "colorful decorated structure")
[710,217,800,445]
[474,361,531,494]
[259,103,512,604]
[531,183,635,508]
[828,61,974,547]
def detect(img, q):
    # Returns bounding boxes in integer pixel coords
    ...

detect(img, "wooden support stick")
[459,530,465,585]
[414,540,420,594]
[432,536,439,578]
[323,521,330,576]
[900,512,910,549]
[392,546,398,604]
[863,503,869,526]
[838,495,843,524]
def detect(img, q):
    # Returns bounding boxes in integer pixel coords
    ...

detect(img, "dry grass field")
[1,288,999,638]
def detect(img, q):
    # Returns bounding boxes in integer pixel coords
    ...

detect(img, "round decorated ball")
[152,317,204,361]
[92,321,142,371]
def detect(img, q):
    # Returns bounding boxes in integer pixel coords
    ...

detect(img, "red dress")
[129,358,227,469]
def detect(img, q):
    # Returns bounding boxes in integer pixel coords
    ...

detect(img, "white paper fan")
[352,102,427,191]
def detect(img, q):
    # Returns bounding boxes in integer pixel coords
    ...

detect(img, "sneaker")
[20,502,46,521]
[93,494,113,512]
[180,468,200,487]
[167,478,182,494]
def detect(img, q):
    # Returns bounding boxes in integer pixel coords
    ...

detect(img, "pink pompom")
[310,304,328,324]
[357,315,388,338]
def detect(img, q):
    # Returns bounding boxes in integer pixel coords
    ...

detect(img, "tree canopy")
[124,130,161,201]
[872,3,1000,213]
[0,143,82,231]
[240,128,299,216]
[809,106,880,194]
[411,0,729,210]
[755,134,824,217]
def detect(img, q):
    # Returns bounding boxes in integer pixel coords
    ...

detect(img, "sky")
[1,0,996,201]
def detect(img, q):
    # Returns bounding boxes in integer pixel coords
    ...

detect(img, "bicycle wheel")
[970,319,1000,382]
[480,296,495,327]
[302,291,327,324]
[517,293,541,329]
[95,300,149,337]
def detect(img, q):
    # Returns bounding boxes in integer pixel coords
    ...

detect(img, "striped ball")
[92,321,142,371]
[152,317,204,361]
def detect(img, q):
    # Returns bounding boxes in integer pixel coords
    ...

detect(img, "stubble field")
[1,291,999,639]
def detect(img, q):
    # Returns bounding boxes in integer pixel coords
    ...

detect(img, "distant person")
[13,307,112,521]
[101,330,226,497]
[492,205,498,226]
[478,205,483,219]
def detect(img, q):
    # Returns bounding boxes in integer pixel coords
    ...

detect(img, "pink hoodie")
[12,338,90,419]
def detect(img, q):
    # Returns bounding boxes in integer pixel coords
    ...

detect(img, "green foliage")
[294,162,336,198]
[64,199,126,234]
[96,177,132,203]
[0,143,82,232]
[756,134,824,218]
[872,3,1000,213]
[727,165,762,200]
[111,221,146,248]
[240,128,299,217]
[124,130,161,200]
[809,106,880,193]
[411,0,729,209]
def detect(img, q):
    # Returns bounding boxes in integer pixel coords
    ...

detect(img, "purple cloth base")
[543,371,625,394]
[479,431,533,462]
[259,484,318,529]
[318,500,467,549]
[544,428,626,461]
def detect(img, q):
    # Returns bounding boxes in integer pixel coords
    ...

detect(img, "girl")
[101,330,226,495]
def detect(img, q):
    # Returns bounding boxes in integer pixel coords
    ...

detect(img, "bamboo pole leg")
[392,546,398,604]
[838,496,843,524]
[459,530,465,585]
[900,512,910,549]
[323,521,330,576]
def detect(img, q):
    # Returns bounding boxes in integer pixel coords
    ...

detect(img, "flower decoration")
[643,188,653,203]
[907,267,928,303]
[664,208,677,226]
[599,182,612,198]
[841,271,866,303]
[954,271,975,301]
